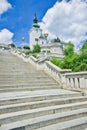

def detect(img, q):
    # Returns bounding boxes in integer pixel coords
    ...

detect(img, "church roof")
[32,23,40,28]
[39,34,45,39]
[51,37,61,43]
[32,14,40,28]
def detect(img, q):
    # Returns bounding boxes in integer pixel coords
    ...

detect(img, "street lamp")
[44,33,48,58]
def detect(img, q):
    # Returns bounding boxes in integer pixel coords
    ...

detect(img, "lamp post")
[44,33,48,58]
[21,37,25,47]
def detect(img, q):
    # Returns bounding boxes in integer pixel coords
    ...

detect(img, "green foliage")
[25,51,31,55]
[8,43,15,48]
[81,41,87,50]
[50,41,87,72]
[47,50,50,53]
[63,42,74,56]
[25,44,41,56]
[23,46,30,50]
[51,57,64,69]
[32,54,37,58]
[42,50,46,52]
[74,63,87,72]
[17,46,22,49]
[32,44,41,53]
[51,57,60,66]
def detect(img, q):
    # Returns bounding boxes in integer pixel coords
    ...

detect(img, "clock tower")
[29,14,43,50]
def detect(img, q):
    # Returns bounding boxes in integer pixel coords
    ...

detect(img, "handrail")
[11,49,87,92]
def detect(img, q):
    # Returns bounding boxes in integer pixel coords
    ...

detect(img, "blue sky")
[0,0,58,46]
[0,0,87,48]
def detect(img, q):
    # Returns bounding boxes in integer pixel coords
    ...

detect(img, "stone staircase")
[0,50,87,130]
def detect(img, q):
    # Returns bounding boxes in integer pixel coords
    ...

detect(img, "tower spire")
[32,13,40,28]
[33,13,38,23]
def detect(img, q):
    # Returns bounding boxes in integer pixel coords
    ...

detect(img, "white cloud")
[40,0,87,48]
[0,0,12,15]
[0,29,14,44]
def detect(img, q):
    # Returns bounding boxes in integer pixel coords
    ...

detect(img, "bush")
[17,46,22,49]
[74,63,87,72]
[32,44,41,53]
[8,43,15,48]
[51,57,64,68]
[63,42,74,56]
[25,51,32,55]
[23,46,30,50]
[42,50,46,53]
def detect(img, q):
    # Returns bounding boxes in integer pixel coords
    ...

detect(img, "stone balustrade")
[11,49,87,92]
[64,72,87,90]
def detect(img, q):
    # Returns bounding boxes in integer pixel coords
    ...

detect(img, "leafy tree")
[63,42,74,56]
[74,63,87,72]
[23,46,30,50]
[81,41,87,50]
[17,46,22,49]
[25,51,31,55]
[8,43,15,48]
[32,44,41,53]
[50,41,87,72]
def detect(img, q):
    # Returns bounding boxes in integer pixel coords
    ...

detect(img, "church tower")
[29,14,43,50]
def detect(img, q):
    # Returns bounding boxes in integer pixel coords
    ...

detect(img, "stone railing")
[11,49,87,93]
[44,61,71,86]
[63,72,87,90]
[44,61,87,92]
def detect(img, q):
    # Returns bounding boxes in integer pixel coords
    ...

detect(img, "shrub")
[50,41,87,72]
[25,51,32,55]
[8,43,15,48]
[74,63,87,72]
[32,44,41,53]
[23,46,30,50]
[51,57,64,68]
[17,46,22,49]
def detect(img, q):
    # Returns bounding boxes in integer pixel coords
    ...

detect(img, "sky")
[0,0,87,49]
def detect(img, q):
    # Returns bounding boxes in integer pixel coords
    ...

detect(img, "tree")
[51,41,87,72]
[81,41,87,50]
[79,41,87,64]
[8,43,15,48]
[17,46,22,49]
[63,42,74,56]
[32,44,41,53]
[23,46,30,50]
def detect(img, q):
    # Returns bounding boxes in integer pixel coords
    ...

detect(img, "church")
[29,14,64,58]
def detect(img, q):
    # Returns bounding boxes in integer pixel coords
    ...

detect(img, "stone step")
[0,108,87,130]
[0,90,81,106]
[0,96,86,114]
[0,79,56,83]
[0,74,47,76]
[0,82,58,87]
[0,101,87,125]
[0,76,50,79]
[0,84,58,89]
[0,86,59,92]
[37,117,87,130]
[0,76,51,80]
[0,73,47,76]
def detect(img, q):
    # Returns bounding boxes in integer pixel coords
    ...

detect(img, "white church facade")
[29,14,64,58]
[29,14,46,50]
